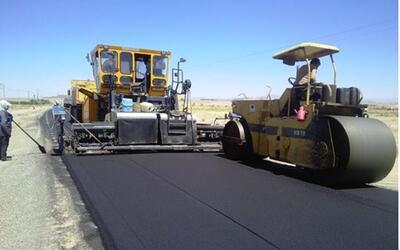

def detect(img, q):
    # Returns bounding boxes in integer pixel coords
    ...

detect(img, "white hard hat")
[0,100,11,110]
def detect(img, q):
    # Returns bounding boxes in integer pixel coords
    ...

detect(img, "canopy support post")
[330,54,337,85]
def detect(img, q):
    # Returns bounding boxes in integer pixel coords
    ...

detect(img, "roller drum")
[326,115,396,184]
[222,119,256,161]
[222,120,246,160]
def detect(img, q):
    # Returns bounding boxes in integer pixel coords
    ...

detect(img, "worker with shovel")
[0,100,13,161]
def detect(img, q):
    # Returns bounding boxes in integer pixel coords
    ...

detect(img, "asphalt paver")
[63,153,397,250]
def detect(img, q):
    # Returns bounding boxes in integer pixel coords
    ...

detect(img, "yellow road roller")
[222,42,396,184]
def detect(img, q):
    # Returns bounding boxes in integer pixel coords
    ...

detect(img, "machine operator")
[295,58,320,85]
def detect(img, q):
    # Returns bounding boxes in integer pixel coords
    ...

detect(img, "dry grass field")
[368,104,398,190]
[190,99,231,125]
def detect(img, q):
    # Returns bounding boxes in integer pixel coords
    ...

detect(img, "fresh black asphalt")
[62,152,397,250]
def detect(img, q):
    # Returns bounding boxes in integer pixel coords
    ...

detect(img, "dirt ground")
[0,105,103,250]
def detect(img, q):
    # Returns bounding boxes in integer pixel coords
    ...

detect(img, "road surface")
[63,152,397,250]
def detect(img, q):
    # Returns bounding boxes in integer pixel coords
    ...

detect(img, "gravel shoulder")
[0,105,103,250]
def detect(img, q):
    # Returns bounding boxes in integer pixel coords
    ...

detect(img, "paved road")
[63,153,397,250]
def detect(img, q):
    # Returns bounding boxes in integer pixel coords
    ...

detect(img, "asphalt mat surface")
[63,153,398,250]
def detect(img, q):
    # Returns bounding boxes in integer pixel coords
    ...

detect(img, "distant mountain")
[363,98,398,105]
[43,95,67,99]
[193,96,398,104]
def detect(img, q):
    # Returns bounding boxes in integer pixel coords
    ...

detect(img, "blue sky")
[0,0,397,101]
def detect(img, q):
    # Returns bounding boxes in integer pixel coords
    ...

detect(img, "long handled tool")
[12,120,46,154]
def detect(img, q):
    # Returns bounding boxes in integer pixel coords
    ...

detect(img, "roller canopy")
[273,42,339,65]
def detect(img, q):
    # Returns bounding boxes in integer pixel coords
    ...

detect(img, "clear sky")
[0,0,397,101]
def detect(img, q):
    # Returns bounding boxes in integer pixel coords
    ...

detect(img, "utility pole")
[0,83,5,98]
[36,89,39,100]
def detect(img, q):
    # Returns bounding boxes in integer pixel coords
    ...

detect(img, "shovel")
[12,120,46,154]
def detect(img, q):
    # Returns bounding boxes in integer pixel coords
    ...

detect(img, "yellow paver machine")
[58,44,222,154]
[222,42,396,184]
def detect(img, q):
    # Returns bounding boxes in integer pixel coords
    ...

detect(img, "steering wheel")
[288,77,296,86]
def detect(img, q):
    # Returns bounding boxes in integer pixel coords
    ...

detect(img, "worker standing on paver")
[0,100,13,161]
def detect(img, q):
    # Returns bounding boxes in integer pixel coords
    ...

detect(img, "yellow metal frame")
[93,44,170,97]
[70,80,96,105]
[232,99,315,166]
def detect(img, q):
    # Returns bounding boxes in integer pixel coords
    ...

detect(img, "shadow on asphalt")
[215,154,377,190]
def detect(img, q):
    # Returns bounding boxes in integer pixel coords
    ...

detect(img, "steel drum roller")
[327,116,396,184]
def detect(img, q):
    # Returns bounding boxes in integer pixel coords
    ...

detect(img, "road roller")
[222,42,396,184]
